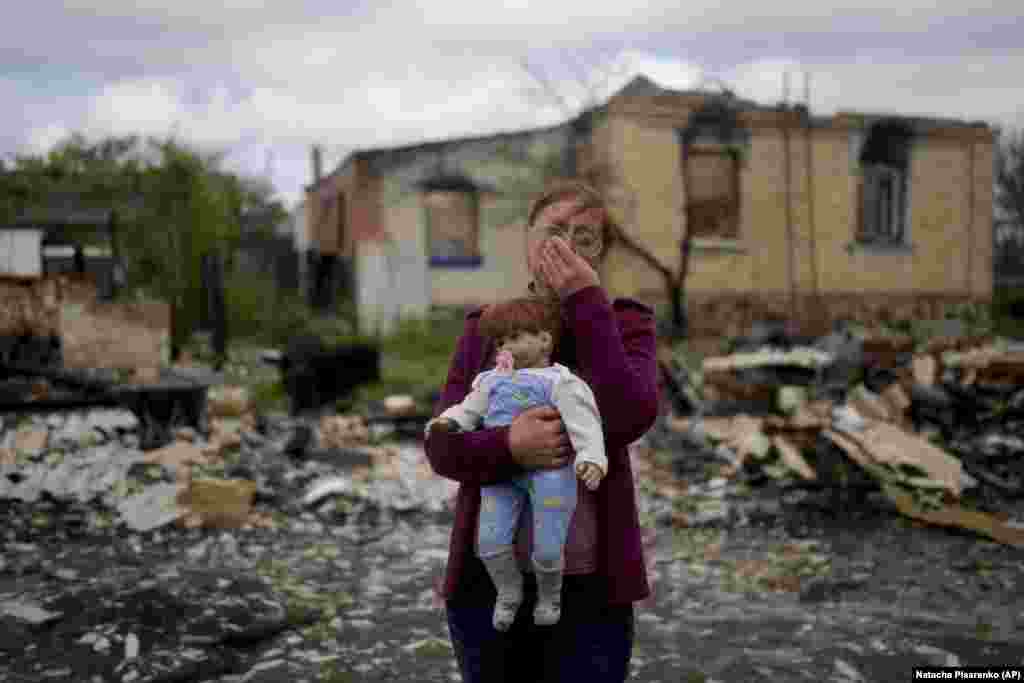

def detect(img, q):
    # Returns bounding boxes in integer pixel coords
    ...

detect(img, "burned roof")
[311,122,570,191]
[307,73,994,190]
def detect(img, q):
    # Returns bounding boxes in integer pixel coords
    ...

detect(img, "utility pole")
[782,71,798,322]
[804,70,822,330]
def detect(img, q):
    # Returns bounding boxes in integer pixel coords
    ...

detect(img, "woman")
[424,179,660,682]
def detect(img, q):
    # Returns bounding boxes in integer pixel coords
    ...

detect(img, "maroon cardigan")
[424,285,660,605]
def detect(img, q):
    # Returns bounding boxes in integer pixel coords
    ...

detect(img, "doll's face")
[497,329,553,369]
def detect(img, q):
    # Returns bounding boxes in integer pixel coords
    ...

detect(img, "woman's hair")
[526,178,617,262]
[478,297,563,348]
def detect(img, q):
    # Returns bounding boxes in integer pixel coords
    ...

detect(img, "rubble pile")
[0,397,453,541]
[651,320,1024,545]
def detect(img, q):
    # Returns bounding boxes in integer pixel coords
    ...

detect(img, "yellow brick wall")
[598,106,995,323]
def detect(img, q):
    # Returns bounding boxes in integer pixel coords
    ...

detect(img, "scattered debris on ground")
[2,308,1023,681]
[0,393,456,682]
[651,319,1024,546]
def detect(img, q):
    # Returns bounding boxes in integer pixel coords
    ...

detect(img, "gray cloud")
[1,0,1021,205]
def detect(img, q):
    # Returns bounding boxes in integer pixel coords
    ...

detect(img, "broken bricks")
[319,414,370,450]
[658,319,1024,546]
[178,478,256,529]
[208,385,251,418]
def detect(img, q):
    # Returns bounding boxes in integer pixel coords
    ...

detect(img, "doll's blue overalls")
[476,368,577,567]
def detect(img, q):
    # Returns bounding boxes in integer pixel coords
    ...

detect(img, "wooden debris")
[202,420,242,457]
[822,429,876,473]
[887,489,1024,548]
[827,422,962,496]
[208,386,251,418]
[383,395,416,416]
[13,429,48,454]
[701,370,775,402]
[320,414,370,449]
[0,276,62,336]
[849,386,892,423]
[61,280,170,371]
[912,354,938,386]
[699,415,770,463]
[29,379,50,401]
[132,367,160,384]
[771,436,816,480]
[880,383,913,428]
[143,441,210,470]
[177,479,256,529]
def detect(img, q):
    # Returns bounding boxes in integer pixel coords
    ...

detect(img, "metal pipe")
[782,73,798,320]
[804,71,821,323]
[967,139,976,300]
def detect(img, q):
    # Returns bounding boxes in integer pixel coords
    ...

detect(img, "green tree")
[1,132,289,353]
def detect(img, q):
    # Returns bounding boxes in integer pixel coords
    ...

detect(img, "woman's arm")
[563,286,660,465]
[423,318,524,486]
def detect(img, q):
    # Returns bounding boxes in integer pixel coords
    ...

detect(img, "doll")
[425,297,606,631]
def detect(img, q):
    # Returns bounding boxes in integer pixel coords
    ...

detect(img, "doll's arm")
[550,371,607,480]
[424,372,492,438]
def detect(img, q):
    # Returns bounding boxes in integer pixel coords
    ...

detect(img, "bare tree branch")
[519,59,575,117]
[996,127,1024,228]
[609,193,674,282]
[520,51,692,337]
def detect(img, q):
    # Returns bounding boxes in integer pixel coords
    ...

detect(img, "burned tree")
[593,95,750,342]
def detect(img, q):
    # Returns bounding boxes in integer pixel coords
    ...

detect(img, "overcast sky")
[2,1,1022,209]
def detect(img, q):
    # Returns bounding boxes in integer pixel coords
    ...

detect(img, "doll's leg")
[526,466,578,626]
[478,482,525,632]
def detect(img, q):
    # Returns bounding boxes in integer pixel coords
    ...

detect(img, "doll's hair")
[478,297,562,348]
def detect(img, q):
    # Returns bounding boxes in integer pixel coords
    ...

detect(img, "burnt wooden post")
[201,251,227,370]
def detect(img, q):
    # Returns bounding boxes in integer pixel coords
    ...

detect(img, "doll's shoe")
[533,599,561,626]
[493,594,523,632]
[482,548,524,632]
[532,558,564,626]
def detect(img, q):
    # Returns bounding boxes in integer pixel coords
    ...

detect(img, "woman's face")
[525,196,605,300]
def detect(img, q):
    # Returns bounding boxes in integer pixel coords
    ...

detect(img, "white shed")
[0,227,44,276]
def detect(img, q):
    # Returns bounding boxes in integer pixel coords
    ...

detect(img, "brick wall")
[595,94,995,338]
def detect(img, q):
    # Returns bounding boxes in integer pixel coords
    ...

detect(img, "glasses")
[530,222,601,249]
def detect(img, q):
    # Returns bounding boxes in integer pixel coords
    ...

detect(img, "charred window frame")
[855,121,913,246]
[421,175,482,268]
[677,98,750,243]
[684,146,742,240]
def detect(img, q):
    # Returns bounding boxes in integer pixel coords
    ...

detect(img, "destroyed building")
[303,74,996,337]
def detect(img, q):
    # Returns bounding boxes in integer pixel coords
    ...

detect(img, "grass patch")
[348,312,465,408]
[975,619,994,640]
[407,637,452,658]
[249,377,288,413]
[254,558,353,642]
[319,664,357,683]
[672,528,724,562]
